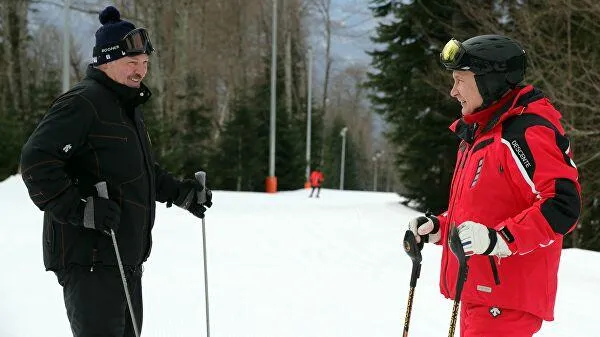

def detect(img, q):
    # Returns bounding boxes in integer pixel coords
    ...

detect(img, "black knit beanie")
[93,6,136,65]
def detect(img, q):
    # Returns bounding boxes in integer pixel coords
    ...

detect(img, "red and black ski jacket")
[436,85,581,321]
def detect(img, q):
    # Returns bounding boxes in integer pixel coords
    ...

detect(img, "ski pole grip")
[94,181,112,236]
[449,226,466,265]
[403,230,422,264]
[95,181,109,199]
[195,171,207,204]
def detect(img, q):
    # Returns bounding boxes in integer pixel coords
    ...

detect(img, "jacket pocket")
[89,132,143,183]
[43,212,56,253]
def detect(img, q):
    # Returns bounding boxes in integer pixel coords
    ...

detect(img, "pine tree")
[366,0,475,212]
[208,71,312,191]
[144,73,213,179]
[321,116,364,190]
[209,94,268,191]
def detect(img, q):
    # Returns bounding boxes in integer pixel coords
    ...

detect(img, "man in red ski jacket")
[309,169,324,198]
[408,35,581,337]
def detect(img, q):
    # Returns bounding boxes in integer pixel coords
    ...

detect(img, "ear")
[505,72,521,86]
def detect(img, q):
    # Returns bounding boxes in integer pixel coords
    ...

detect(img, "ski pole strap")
[482,228,498,255]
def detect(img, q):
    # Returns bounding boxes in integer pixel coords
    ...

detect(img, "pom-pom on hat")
[95,6,136,49]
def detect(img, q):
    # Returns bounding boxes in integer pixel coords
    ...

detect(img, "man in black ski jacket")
[20,6,211,337]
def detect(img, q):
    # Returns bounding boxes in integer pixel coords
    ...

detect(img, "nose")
[450,81,459,98]
[135,62,148,78]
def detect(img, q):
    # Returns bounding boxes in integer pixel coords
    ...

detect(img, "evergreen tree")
[208,71,314,191]
[209,94,268,191]
[145,74,212,179]
[321,116,364,190]
[366,0,475,212]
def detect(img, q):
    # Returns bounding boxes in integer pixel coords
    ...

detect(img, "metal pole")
[111,230,140,337]
[62,0,70,93]
[305,48,313,184]
[94,182,140,337]
[373,157,377,191]
[372,151,384,191]
[386,157,391,192]
[402,230,423,337]
[340,127,347,190]
[448,227,470,337]
[201,217,211,337]
[194,172,211,337]
[268,0,278,178]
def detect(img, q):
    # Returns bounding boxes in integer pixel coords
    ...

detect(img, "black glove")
[173,179,212,219]
[82,196,121,234]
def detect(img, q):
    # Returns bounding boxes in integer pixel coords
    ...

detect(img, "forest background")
[1,0,599,251]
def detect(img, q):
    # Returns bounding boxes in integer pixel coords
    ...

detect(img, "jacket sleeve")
[434,210,449,245]
[496,120,581,255]
[20,94,94,224]
[155,163,180,204]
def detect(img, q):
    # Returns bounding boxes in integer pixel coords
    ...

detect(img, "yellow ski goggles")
[440,38,466,69]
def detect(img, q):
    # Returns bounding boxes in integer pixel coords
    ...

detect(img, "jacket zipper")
[442,142,471,295]
[133,110,154,262]
[90,248,98,272]
[47,221,55,253]
[488,256,501,285]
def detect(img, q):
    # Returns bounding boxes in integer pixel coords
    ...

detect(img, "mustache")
[129,74,143,81]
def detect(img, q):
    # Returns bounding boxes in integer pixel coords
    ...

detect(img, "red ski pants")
[460,302,543,337]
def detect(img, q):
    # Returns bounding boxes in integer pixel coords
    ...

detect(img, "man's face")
[100,54,149,88]
[450,70,483,115]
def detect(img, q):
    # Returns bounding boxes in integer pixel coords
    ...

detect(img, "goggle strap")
[92,42,127,65]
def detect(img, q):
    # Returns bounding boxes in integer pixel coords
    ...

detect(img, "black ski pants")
[55,264,143,337]
[309,186,321,197]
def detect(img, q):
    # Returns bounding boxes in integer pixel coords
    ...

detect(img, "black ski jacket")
[20,65,180,271]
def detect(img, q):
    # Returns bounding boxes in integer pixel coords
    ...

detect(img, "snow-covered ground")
[0,175,597,336]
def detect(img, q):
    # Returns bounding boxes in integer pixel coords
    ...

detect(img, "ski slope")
[0,175,597,336]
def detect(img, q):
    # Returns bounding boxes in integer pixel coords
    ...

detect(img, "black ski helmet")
[440,35,526,107]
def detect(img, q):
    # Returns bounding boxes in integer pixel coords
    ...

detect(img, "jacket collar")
[85,64,152,108]
[450,85,545,144]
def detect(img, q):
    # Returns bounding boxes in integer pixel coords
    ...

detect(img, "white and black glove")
[457,221,512,257]
[408,213,441,244]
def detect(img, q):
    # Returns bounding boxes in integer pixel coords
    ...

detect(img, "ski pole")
[448,226,469,337]
[402,230,423,337]
[94,182,140,337]
[194,171,211,337]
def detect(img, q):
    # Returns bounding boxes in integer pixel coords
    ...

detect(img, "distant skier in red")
[309,169,324,198]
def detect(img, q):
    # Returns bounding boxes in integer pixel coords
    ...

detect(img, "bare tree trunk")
[311,0,333,165]
[4,1,28,115]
